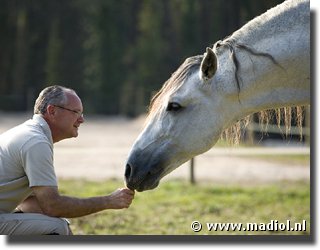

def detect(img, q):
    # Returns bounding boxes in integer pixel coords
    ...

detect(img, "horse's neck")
[228,0,310,115]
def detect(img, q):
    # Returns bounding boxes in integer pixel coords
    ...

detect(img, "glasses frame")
[53,105,84,118]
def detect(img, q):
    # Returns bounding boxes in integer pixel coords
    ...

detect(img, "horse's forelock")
[146,55,203,122]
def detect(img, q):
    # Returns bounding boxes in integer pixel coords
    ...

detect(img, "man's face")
[47,92,84,142]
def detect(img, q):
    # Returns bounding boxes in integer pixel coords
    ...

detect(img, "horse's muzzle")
[124,163,134,190]
[124,161,161,192]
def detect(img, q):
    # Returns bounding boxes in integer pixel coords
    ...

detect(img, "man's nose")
[78,115,85,123]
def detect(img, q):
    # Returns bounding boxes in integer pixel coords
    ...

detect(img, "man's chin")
[71,128,79,138]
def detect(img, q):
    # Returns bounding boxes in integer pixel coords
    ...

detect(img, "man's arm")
[16,195,44,214]
[24,186,134,218]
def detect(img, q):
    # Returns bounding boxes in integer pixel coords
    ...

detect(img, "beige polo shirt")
[0,114,57,213]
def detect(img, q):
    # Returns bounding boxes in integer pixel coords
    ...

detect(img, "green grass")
[58,179,310,235]
[238,154,310,166]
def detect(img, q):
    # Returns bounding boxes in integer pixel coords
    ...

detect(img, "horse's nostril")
[125,163,132,180]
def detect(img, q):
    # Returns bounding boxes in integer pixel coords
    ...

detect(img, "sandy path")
[0,112,310,184]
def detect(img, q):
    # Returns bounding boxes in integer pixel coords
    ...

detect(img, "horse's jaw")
[124,133,220,191]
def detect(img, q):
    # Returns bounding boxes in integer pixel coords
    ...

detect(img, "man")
[0,85,135,235]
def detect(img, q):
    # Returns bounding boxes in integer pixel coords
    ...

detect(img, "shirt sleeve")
[22,142,58,187]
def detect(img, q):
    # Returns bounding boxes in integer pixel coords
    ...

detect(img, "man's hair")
[34,85,75,115]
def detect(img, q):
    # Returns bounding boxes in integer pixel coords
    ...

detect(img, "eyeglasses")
[53,105,84,118]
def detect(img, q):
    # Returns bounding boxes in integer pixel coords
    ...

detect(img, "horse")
[125,0,310,192]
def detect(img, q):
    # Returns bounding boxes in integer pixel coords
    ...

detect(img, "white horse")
[125,0,310,191]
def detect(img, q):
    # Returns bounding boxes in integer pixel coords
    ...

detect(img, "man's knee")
[51,218,72,235]
[0,214,72,235]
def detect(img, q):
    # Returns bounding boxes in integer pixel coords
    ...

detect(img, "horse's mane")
[214,39,305,143]
[146,43,305,144]
[221,106,305,144]
[214,39,284,98]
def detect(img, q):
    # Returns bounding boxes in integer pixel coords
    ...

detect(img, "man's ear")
[200,47,217,82]
[46,104,56,116]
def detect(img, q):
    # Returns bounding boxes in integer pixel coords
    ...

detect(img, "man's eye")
[166,102,182,112]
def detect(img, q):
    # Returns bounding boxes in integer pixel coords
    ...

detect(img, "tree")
[0,0,284,114]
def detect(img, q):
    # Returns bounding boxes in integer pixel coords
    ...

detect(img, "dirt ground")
[0,112,310,185]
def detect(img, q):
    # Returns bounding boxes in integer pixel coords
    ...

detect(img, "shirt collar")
[32,114,53,144]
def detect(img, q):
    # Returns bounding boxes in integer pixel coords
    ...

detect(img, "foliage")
[58,179,310,235]
[0,0,283,115]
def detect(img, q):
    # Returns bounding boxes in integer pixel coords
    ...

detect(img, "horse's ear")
[200,47,217,82]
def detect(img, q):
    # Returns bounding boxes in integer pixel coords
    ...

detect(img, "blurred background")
[0,0,284,116]
[0,0,311,235]
[0,0,310,190]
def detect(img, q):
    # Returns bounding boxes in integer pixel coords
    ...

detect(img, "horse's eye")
[166,102,182,112]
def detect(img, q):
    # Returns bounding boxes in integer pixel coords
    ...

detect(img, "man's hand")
[106,188,135,209]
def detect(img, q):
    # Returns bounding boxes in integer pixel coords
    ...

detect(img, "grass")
[238,154,310,166]
[58,179,310,235]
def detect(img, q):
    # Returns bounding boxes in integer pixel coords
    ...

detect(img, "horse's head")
[125,47,240,191]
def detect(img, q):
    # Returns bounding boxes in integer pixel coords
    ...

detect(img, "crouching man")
[0,85,134,235]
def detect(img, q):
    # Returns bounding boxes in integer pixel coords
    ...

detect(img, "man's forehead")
[65,92,82,107]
